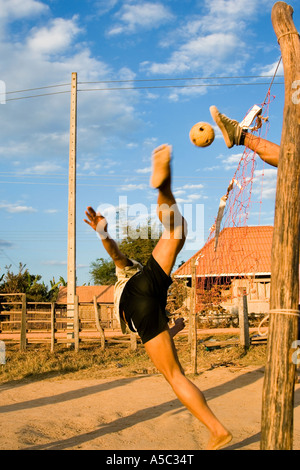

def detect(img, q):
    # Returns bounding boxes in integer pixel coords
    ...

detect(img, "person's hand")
[169,317,185,338]
[84,206,107,234]
[174,317,185,332]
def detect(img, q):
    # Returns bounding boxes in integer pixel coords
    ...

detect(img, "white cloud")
[142,32,244,76]
[22,162,64,175]
[42,259,88,269]
[0,8,142,167]
[200,0,275,34]
[221,152,244,170]
[172,184,206,203]
[119,183,147,191]
[173,189,185,197]
[0,202,37,213]
[254,59,284,77]
[27,16,82,55]
[107,2,174,35]
[253,168,277,199]
[42,260,67,266]
[0,141,32,158]
[0,0,48,20]
[174,197,189,204]
[136,166,151,174]
[182,184,204,189]
[139,0,275,82]
[200,0,257,33]
[44,209,59,214]
[187,194,202,200]
[95,0,119,16]
[203,165,221,172]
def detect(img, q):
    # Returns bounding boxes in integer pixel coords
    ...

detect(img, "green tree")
[49,276,67,301]
[0,263,50,301]
[90,221,160,285]
[118,222,159,266]
[90,258,117,285]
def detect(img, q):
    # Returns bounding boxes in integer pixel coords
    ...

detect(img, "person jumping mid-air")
[84,143,232,450]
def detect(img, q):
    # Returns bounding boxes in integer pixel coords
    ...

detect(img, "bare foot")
[206,431,232,450]
[150,144,172,188]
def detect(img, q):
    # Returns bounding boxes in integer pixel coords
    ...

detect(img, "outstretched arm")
[84,206,131,269]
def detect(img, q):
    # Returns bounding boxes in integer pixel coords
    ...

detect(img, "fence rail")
[0,293,137,352]
[0,293,268,354]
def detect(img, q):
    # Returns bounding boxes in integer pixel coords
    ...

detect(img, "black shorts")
[120,255,172,344]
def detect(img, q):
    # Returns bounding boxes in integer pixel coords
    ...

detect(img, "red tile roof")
[57,285,114,304]
[174,226,273,278]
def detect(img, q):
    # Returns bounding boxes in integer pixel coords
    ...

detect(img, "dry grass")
[0,334,267,385]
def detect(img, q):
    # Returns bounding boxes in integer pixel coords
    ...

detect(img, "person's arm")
[84,206,131,269]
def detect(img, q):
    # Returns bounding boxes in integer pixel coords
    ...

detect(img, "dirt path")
[1,365,300,451]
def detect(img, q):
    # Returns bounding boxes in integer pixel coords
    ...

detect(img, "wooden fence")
[0,293,137,352]
[0,292,267,356]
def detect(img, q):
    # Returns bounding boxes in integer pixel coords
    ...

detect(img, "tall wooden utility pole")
[261,2,300,450]
[67,72,77,346]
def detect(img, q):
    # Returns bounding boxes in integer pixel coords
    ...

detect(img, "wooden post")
[93,296,105,350]
[0,340,5,365]
[261,2,300,450]
[20,294,27,351]
[67,72,77,347]
[74,294,80,352]
[50,302,56,352]
[190,258,197,374]
[188,303,192,344]
[239,293,250,350]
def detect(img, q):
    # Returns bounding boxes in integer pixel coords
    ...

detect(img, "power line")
[78,82,284,93]
[5,90,70,102]
[78,74,284,84]
[2,74,284,102]
[2,74,283,95]
[0,171,225,179]
[4,83,70,96]
[0,173,262,187]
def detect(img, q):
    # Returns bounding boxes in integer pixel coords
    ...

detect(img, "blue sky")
[0,0,298,287]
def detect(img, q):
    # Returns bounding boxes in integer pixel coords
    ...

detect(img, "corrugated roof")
[57,285,114,304]
[174,226,273,278]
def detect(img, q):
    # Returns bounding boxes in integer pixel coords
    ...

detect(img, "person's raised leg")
[244,133,279,167]
[150,144,187,276]
[147,145,232,449]
[210,105,279,168]
[144,330,232,450]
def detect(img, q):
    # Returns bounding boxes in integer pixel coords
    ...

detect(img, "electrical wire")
[1,74,284,102]
[78,74,284,84]
[5,90,70,102]
[78,82,284,93]
[3,83,70,95]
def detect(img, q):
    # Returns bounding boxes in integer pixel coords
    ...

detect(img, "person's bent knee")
[161,363,185,386]
[174,218,187,248]
[162,217,187,242]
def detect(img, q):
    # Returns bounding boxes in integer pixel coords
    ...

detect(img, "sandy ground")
[1,365,300,452]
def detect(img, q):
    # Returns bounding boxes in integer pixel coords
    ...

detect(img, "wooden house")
[174,226,274,316]
[56,285,117,329]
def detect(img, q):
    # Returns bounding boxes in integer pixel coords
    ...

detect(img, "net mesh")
[178,88,277,328]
